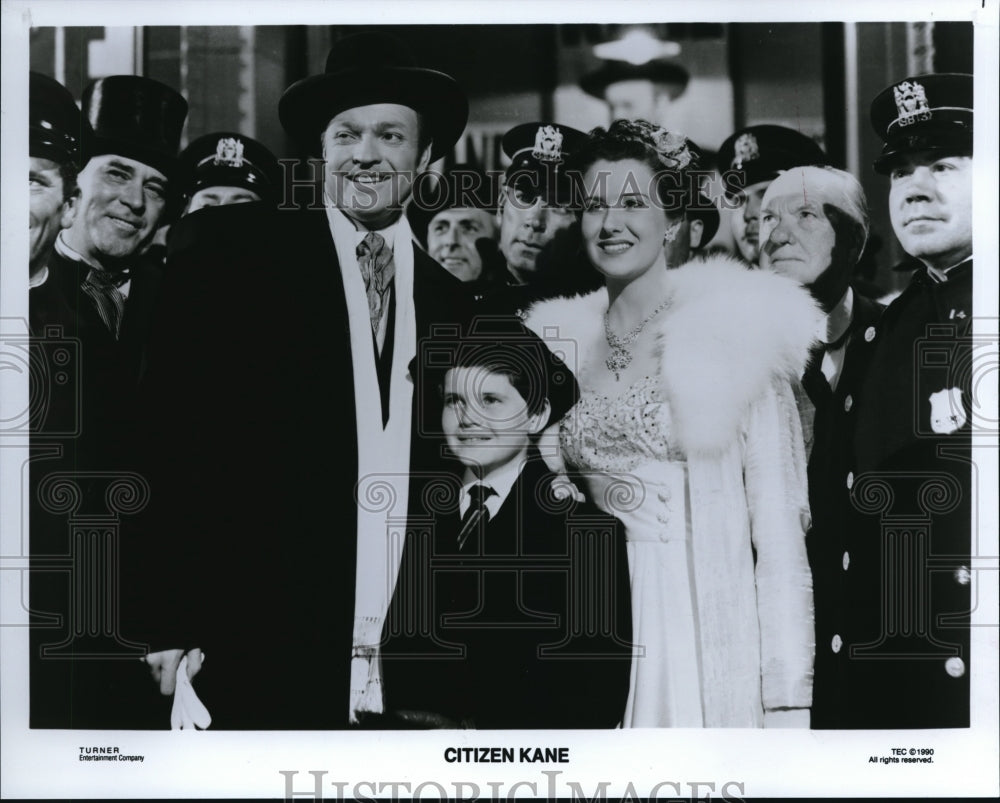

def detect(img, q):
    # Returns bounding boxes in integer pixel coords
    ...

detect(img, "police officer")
[177,131,281,213]
[471,121,599,315]
[717,125,827,265]
[28,73,81,332]
[808,73,973,729]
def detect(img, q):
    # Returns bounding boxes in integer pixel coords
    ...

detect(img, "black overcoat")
[126,201,471,729]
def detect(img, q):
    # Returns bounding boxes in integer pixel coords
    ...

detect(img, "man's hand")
[144,648,203,695]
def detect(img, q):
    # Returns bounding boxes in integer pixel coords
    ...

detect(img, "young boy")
[380,318,632,729]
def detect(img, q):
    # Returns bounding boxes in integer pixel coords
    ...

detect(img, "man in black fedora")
[808,73,974,729]
[580,59,690,126]
[135,31,472,728]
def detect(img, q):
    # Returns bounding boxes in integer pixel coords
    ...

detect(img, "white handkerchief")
[170,654,212,730]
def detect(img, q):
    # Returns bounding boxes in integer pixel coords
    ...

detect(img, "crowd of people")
[27,30,974,731]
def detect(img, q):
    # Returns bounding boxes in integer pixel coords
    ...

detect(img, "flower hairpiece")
[611,119,695,170]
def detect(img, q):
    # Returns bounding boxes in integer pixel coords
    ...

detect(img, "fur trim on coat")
[524,255,823,456]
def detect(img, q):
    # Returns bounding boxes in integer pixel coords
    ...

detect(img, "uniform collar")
[925,255,972,284]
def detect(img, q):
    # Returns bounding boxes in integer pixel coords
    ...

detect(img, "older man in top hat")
[46,76,186,460]
[135,31,472,729]
[807,73,974,729]
[717,125,827,266]
[28,74,186,730]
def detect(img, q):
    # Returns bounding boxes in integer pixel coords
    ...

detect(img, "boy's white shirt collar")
[459,450,529,519]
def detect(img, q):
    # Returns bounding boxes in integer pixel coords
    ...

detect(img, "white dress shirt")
[819,287,854,391]
[458,451,530,520]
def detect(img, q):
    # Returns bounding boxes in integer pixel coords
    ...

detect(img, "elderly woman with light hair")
[758,165,883,458]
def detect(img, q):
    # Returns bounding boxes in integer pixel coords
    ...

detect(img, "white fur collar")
[524,255,822,455]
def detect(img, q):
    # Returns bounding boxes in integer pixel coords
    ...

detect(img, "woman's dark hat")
[580,59,690,100]
[416,316,580,426]
[716,125,827,198]
[30,72,83,165]
[278,31,469,162]
[870,73,972,174]
[179,132,281,204]
[501,122,587,206]
[81,75,188,178]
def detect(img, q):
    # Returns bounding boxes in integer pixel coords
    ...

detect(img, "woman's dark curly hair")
[570,119,701,217]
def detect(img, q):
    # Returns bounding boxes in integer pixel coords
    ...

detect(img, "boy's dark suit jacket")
[381,454,633,729]
[124,201,471,729]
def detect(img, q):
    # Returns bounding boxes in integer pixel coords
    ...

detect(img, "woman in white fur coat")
[525,120,822,727]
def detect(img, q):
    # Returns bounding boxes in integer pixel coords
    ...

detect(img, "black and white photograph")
[1,0,997,799]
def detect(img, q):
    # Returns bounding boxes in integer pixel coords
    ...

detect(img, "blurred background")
[30,21,973,293]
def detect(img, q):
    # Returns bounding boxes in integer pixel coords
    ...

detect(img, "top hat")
[179,132,282,204]
[870,73,973,174]
[30,72,83,165]
[279,31,468,162]
[580,59,690,101]
[501,122,588,206]
[416,315,580,426]
[81,75,188,178]
[716,125,827,198]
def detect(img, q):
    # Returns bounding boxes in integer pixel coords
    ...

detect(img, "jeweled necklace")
[603,295,672,380]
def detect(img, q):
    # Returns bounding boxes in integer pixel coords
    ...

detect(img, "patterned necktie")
[81,267,129,340]
[457,484,497,551]
[356,232,395,337]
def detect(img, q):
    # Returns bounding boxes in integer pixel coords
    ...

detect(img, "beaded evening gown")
[561,374,704,727]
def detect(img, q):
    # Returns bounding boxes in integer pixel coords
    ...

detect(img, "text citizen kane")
[444,746,569,763]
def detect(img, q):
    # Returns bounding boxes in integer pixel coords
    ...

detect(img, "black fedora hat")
[279,31,468,162]
[81,75,188,179]
[717,125,827,198]
[580,59,690,101]
[30,72,83,165]
[870,73,972,174]
[179,132,282,204]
